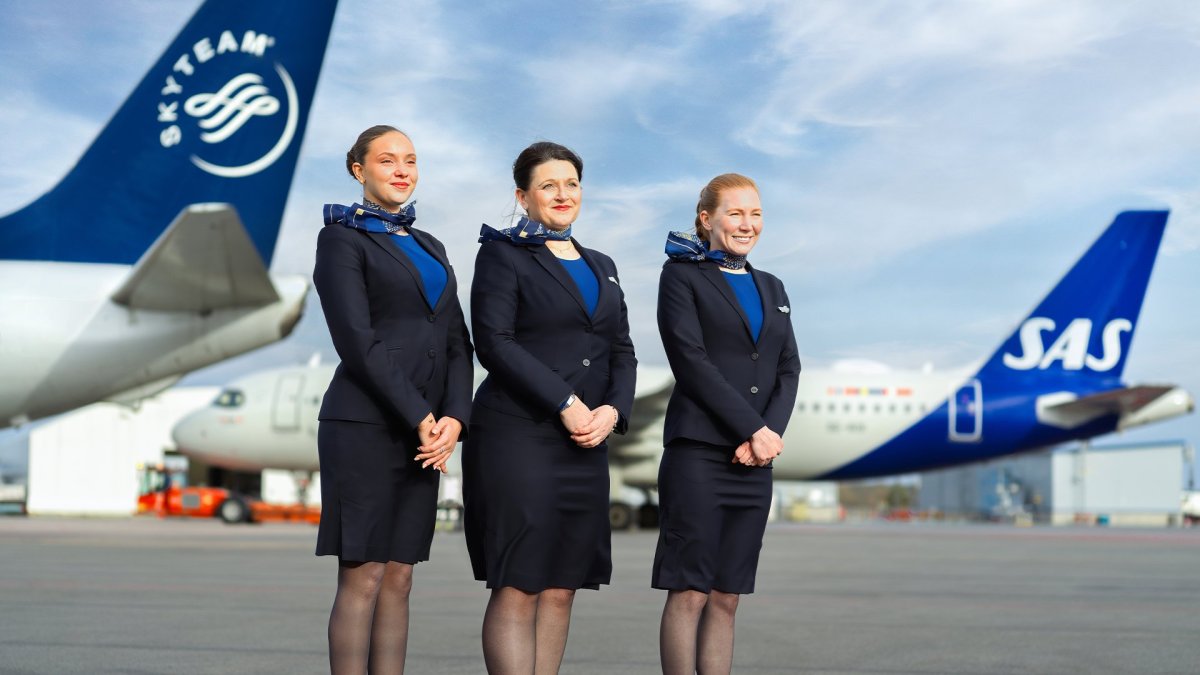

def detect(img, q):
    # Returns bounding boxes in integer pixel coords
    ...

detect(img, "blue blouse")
[388,233,447,308]
[558,256,599,316]
[723,271,762,342]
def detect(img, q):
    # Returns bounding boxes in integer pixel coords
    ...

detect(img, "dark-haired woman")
[463,141,637,674]
[653,174,800,675]
[313,125,474,674]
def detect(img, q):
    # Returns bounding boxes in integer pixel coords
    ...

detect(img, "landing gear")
[609,501,634,531]
[610,490,660,531]
[638,503,660,529]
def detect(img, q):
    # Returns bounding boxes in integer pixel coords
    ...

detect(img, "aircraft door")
[948,379,982,442]
[272,374,305,432]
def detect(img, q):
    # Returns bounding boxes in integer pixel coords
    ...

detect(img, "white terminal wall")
[1050,443,1185,514]
[261,468,323,506]
[26,387,219,516]
[918,441,1188,521]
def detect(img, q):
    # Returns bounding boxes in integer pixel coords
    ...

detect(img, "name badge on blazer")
[778,305,790,314]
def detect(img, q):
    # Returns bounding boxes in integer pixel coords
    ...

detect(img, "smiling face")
[699,186,763,257]
[351,131,417,212]
[516,159,581,231]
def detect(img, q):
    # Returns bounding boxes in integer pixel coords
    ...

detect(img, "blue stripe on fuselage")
[817,384,1122,480]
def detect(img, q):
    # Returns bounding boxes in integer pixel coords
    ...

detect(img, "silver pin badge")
[778,306,790,314]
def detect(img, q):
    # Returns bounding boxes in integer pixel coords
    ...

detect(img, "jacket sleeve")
[658,263,766,441]
[761,281,801,435]
[603,257,637,434]
[313,225,433,429]
[441,255,475,428]
[471,242,574,413]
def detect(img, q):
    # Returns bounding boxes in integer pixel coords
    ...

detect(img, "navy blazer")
[313,223,474,430]
[470,239,637,431]
[658,259,800,447]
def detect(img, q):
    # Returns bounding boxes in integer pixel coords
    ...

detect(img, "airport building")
[917,441,1193,526]
[21,387,322,517]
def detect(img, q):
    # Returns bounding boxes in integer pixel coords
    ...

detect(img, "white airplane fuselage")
[169,365,997,480]
[0,261,306,427]
[171,357,1192,485]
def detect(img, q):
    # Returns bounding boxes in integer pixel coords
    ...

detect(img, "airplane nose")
[171,411,209,455]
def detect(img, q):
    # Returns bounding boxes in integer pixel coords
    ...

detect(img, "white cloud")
[519,47,683,123]
[1142,186,1200,256]
[0,94,98,209]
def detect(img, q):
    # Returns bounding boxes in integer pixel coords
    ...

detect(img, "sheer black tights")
[328,560,413,674]
[660,589,739,675]
[482,586,576,674]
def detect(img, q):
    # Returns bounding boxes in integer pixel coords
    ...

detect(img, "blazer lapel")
[367,231,433,311]
[699,261,754,343]
[409,228,453,313]
[530,243,589,318]
[747,264,773,346]
[576,242,612,319]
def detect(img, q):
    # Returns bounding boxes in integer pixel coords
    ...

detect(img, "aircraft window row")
[795,401,927,415]
[213,389,245,408]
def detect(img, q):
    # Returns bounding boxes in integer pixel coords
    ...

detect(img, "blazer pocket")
[386,346,434,388]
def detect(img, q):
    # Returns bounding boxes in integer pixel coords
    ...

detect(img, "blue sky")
[1,1,1197,484]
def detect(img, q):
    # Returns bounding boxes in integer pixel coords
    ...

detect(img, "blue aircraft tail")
[973,210,1168,389]
[0,0,338,266]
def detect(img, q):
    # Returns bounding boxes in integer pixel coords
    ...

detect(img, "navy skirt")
[652,439,772,594]
[463,405,611,592]
[315,419,440,564]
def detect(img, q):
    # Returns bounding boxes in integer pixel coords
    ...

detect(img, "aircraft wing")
[110,204,280,311]
[1037,385,1194,430]
[609,368,673,464]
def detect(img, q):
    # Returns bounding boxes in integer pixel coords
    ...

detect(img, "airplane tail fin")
[974,211,1168,389]
[0,0,338,267]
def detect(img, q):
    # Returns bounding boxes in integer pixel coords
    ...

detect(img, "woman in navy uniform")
[463,141,637,674]
[653,173,800,675]
[313,125,473,674]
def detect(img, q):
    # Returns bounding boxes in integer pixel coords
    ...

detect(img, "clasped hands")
[414,413,462,472]
[560,399,618,449]
[732,426,783,467]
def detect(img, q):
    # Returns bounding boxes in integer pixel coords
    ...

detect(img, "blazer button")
[427,315,436,323]
[427,349,436,358]
[582,358,591,367]
[751,352,759,360]
[585,326,594,333]
[750,386,759,394]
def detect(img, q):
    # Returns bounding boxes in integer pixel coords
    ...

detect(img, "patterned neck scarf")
[323,202,416,234]
[478,216,572,246]
[664,231,747,270]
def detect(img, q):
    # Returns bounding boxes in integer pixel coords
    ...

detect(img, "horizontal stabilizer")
[1037,385,1192,429]
[111,204,279,311]
[103,375,184,407]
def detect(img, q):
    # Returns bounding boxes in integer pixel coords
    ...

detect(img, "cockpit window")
[213,389,245,408]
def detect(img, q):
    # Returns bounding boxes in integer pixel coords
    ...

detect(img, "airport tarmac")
[1,518,1197,674]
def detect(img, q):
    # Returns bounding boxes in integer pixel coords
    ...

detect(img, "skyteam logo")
[185,74,280,144]
[156,30,298,179]
[1003,317,1131,372]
